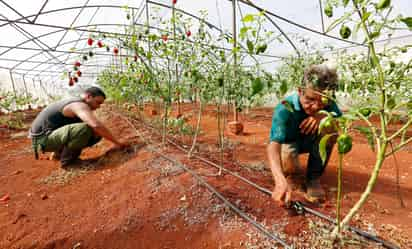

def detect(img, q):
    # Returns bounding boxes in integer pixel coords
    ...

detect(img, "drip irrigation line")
[148,146,291,249]
[119,107,400,249]
[113,111,292,249]
[294,202,400,249]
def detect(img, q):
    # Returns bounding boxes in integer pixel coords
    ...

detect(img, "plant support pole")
[232,0,238,122]
[9,71,17,97]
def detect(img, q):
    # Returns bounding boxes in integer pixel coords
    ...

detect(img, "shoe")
[60,147,82,168]
[49,151,61,161]
[61,158,95,169]
[286,174,305,192]
[305,178,326,203]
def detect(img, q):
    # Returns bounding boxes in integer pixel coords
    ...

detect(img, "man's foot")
[286,174,305,192]
[305,178,326,203]
[60,158,95,169]
[49,151,61,161]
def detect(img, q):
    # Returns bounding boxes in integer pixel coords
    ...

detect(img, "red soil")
[0,103,411,249]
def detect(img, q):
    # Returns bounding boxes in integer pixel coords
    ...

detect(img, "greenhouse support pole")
[318,0,325,33]
[145,0,152,68]
[31,79,37,96]
[9,71,17,97]
[172,0,181,116]
[22,75,29,99]
[232,0,238,122]
[39,79,49,100]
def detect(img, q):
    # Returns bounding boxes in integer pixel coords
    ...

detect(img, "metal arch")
[0,21,284,76]
[35,2,99,81]
[0,3,227,77]
[54,0,92,50]
[4,23,160,73]
[0,0,32,24]
[32,0,49,23]
[0,3,287,79]
[147,0,222,31]
[236,1,300,57]
[0,4,224,35]
[237,0,366,47]
[0,14,65,68]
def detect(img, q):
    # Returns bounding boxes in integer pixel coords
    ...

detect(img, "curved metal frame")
[1,0,405,96]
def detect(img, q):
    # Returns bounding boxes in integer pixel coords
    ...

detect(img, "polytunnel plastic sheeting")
[0,0,411,97]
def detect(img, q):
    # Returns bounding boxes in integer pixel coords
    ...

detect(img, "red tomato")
[87,38,93,46]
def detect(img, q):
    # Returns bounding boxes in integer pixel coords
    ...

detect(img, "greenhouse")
[0,0,411,248]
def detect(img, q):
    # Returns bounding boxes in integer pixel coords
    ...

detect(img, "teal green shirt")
[269,92,342,143]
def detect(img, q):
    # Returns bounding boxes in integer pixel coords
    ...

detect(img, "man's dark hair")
[85,86,106,99]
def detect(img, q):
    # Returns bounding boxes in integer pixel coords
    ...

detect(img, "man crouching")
[267,64,341,205]
[29,87,128,167]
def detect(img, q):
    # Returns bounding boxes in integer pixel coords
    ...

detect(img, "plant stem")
[332,142,387,237]
[188,99,203,157]
[334,1,391,236]
[336,153,343,235]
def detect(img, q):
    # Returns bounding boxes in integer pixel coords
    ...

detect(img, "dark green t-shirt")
[269,92,342,143]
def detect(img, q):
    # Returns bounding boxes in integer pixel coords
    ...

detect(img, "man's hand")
[272,178,292,207]
[299,114,324,135]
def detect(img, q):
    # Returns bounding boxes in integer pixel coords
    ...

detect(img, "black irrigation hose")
[291,202,400,249]
[114,111,292,249]
[146,146,292,249]
[117,108,400,249]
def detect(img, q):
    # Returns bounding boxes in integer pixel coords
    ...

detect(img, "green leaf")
[400,17,412,29]
[242,14,255,22]
[279,80,288,96]
[326,12,352,33]
[342,0,349,7]
[376,0,390,10]
[240,26,250,39]
[362,12,371,22]
[251,77,264,95]
[387,97,396,109]
[354,126,375,151]
[131,34,137,45]
[246,39,254,53]
[318,116,333,134]
[320,134,333,164]
[369,31,380,40]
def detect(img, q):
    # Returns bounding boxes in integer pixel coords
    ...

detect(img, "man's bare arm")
[64,102,123,146]
[267,141,291,205]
